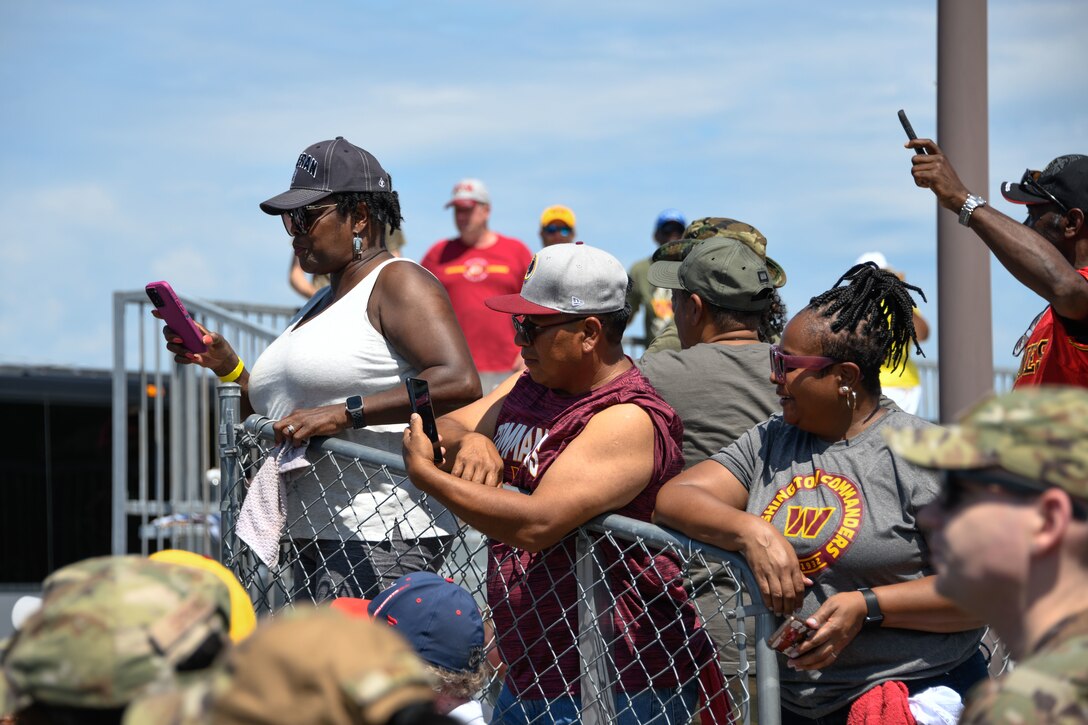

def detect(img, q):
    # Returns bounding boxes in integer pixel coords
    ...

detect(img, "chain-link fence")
[217,385,782,725]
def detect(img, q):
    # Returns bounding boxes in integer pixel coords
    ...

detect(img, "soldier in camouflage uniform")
[886,386,1088,724]
[123,607,445,725]
[640,217,788,355]
[0,555,232,724]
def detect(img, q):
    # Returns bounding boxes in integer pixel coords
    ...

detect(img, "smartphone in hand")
[405,377,442,464]
[898,109,927,155]
[767,614,814,656]
[145,281,208,354]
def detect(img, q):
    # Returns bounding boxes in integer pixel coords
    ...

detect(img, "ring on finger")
[286,424,296,435]
[829,650,838,659]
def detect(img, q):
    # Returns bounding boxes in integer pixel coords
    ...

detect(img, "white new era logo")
[570,296,584,308]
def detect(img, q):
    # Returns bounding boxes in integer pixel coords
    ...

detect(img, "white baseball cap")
[445,178,490,208]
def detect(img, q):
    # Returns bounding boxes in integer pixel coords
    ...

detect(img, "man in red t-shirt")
[908,145,1088,387]
[421,179,532,390]
[401,243,718,724]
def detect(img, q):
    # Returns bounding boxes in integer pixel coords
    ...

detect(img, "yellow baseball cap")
[540,205,576,229]
[149,550,257,642]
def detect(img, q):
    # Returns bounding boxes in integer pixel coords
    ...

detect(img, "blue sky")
[1,1,1085,373]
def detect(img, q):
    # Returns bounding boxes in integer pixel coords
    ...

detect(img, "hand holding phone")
[146,281,208,354]
[406,377,442,464]
[767,614,814,656]
[898,109,927,155]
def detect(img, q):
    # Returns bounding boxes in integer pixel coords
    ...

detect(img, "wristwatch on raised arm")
[958,194,987,227]
[345,395,366,430]
[858,587,884,627]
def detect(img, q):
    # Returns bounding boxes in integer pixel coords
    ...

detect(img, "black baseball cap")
[1000,154,1088,213]
[259,137,393,214]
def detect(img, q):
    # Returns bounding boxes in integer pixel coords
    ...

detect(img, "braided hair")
[805,262,926,394]
[335,190,404,235]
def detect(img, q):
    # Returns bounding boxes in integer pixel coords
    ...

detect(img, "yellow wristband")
[218,359,245,383]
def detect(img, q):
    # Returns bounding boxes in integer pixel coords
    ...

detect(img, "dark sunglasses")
[1012,308,1046,357]
[282,203,338,237]
[542,224,573,236]
[511,315,586,345]
[938,469,1088,520]
[768,344,838,384]
[1019,169,1069,214]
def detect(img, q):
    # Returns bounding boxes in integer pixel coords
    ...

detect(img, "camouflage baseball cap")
[0,555,231,716]
[125,607,436,725]
[884,386,1088,500]
[650,217,787,288]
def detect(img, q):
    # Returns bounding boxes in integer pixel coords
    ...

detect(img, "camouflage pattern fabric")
[884,386,1088,499]
[959,608,1088,724]
[124,607,436,725]
[655,217,787,288]
[0,555,231,716]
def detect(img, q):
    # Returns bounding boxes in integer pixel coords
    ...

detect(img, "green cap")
[647,237,774,312]
[884,386,1088,500]
[0,555,231,715]
[650,217,786,289]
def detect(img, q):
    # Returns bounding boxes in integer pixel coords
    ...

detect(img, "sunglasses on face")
[1019,169,1069,215]
[937,470,1088,520]
[768,344,838,384]
[542,224,573,236]
[282,203,338,237]
[511,315,586,345]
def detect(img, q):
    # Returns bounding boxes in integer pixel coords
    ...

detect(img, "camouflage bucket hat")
[0,555,231,715]
[651,217,786,288]
[884,386,1088,500]
[125,607,436,725]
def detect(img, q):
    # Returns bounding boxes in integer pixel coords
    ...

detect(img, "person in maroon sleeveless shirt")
[402,243,718,724]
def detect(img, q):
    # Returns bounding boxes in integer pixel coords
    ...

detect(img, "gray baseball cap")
[259,137,393,213]
[647,238,774,312]
[485,242,628,315]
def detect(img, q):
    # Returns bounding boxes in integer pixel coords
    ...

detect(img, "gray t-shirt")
[711,408,984,718]
[638,342,779,468]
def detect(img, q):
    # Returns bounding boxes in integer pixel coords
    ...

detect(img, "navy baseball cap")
[367,573,484,674]
[259,137,393,213]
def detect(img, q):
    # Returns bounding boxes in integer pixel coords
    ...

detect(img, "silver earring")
[848,388,858,411]
[352,235,362,260]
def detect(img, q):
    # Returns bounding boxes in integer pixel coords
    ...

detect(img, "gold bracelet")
[218,358,245,383]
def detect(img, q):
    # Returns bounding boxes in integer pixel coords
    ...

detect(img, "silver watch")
[958,194,987,226]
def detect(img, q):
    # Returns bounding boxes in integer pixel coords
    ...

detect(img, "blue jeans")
[492,681,698,724]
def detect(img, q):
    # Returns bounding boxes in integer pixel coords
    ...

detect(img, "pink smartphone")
[145,281,208,354]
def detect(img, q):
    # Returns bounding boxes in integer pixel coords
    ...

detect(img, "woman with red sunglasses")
[655,262,987,724]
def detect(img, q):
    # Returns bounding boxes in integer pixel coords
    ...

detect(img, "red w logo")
[783,506,835,539]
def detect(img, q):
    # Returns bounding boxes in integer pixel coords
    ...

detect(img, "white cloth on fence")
[908,685,964,725]
[237,442,311,570]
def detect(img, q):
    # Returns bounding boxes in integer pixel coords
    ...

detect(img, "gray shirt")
[711,408,984,717]
[639,342,779,468]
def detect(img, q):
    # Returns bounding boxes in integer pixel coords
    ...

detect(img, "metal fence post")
[576,530,617,724]
[217,383,241,567]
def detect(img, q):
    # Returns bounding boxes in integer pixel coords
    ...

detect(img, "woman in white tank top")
[157,137,481,600]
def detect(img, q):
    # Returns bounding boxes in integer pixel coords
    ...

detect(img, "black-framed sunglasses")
[511,315,587,345]
[282,203,338,237]
[1019,169,1069,215]
[768,344,838,384]
[938,469,1088,520]
[542,224,573,237]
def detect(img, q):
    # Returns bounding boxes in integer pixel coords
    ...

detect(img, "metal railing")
[217,390,780,724]
[110,292,299,557]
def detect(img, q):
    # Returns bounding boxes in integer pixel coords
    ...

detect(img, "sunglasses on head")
[938,469,1088,520]
[1019,169,1069,215]
[282,202,338,237]
[768,344,838,384]
[511,315,586,345]
[542,224,573,236]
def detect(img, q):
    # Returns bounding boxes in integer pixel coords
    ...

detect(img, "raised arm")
[403,403,656,552]
[908,138,1088,321]
[654,459,811,616]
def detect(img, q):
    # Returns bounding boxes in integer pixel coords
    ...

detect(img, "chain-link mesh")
[219,409,778,724]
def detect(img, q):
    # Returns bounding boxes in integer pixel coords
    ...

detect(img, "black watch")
[858,587,883,627]
[345,395,366,430]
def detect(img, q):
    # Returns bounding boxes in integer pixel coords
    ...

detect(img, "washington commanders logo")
[524,255,538,281]
[759,468,863,575]
[443,257,511,283]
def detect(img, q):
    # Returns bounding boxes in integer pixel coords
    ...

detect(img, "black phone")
[405,377,442,464]
[897,109,927,155]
